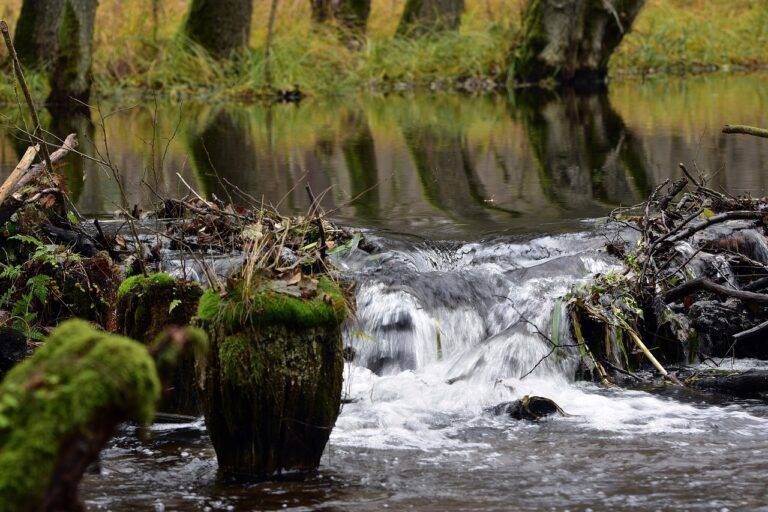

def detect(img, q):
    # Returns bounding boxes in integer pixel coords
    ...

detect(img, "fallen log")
[686,369,768,398]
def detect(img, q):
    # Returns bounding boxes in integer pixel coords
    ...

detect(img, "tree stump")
[196,276,347,479]
[116,272,203,415]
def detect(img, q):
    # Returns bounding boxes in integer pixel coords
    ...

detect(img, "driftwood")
[0,134,78,225]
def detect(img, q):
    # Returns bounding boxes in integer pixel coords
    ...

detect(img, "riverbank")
[1,0,767,103]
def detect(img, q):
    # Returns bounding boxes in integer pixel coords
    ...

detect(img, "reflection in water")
[2,73,768,238]
[514,90,650,211]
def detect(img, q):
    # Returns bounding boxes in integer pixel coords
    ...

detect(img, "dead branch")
[723,124,768,139]
[664,277,768,304]
[665,210,764,244]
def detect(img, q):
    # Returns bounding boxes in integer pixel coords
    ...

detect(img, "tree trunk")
[183,0,254,59]
[334,0,371,39]
[396,0,464,37]
[512,0,646,88]
[47,0,98,109]
[12,0,65,70]
[310,0,332,22]
[310,0,371,47]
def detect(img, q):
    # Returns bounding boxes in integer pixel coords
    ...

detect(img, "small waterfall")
[342,231,617,383]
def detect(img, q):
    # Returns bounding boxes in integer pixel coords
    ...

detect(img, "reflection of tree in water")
[187,108,260,203]
[402,126,518,223]
[340,111,379,220]
[514,90,650,210]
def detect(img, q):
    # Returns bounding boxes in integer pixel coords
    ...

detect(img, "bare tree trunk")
[396,0,464,37]
[12,0,65,70]
[511,0,645,88]
[47,0,98,109]
[183,0,254,58]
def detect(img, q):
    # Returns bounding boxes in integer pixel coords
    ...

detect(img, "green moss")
[118,272,176,298]
[204,276,347,331]
[0,319,160,509]
[197,289,222,322]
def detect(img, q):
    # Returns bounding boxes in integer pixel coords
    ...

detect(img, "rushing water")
[4,73,768,510]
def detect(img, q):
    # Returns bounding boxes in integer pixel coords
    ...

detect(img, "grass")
[1,0,767,102]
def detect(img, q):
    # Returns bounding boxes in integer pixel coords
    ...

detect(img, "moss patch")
[0,319,160,509]
[117,272,176,298]
[200,276,347,331]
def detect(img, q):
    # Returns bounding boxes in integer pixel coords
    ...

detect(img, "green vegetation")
[2,0,767,102]
[197,276,347,329]
[117,271,176,298]
[0,319,160,510]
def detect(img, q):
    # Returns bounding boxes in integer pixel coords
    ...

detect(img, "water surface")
[2,73,768,510]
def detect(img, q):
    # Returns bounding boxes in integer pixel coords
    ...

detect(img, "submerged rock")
[491,395,565,421]
[116,272,203,415]
[196,276,347,479]
[0,319,161,511]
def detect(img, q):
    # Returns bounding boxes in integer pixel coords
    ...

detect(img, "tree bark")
[512,0,646,89]
[397,0,464,37]
[47,0,98,109]
[183,0,254,59]
[310,0,371,47]
[12,0,65,70]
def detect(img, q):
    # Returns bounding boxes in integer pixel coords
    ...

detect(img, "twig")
[305,184,327,261]
[733,319,768,340]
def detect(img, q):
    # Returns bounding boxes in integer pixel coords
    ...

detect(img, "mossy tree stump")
[117,272,203,415]
[0,319,161,511]
[196,277,347,479]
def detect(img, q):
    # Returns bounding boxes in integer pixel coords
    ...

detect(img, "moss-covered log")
[397,0,464,37]
[47,0,98,108]
[0,319,161,511]
[511,0,646,88]
[116,272,203,415]
[183,0,254,59]
[12,0,65,70]
[196,276,347,479]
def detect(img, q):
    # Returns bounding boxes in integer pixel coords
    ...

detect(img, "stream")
[3,73,768,510]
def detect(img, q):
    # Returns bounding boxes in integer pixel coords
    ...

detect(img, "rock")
[490,395,564,421]
[116,272,203,415]
[196,276,348,479]
[0,319,161,511]
[688,299,762,358]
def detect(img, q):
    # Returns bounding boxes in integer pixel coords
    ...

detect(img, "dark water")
[2,73,768,239]
[3,73,768,511]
